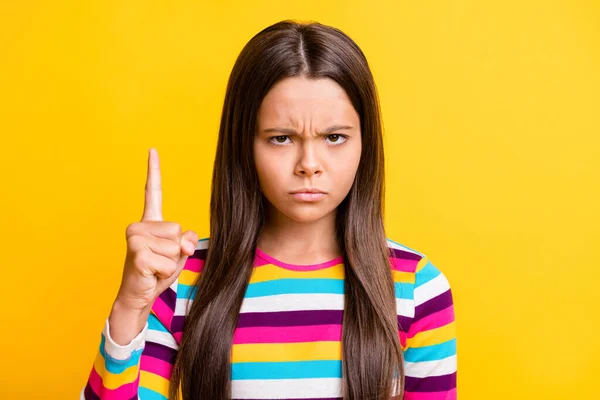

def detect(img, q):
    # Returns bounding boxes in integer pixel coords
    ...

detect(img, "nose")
[295,141,323,177]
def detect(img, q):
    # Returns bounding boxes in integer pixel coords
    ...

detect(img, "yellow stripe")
[250,262,345,283]
[140,370,170,396]
[231,341,342,363]
[391,270,415,284]
[415,257,429,274]
[406,321,456,348]
[93,351,138,389]
[179,269,200,286]
[187,258,413,284]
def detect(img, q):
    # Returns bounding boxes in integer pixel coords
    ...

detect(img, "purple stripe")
[190,248,207,260]
[237,310,344,328]
[84,382,100,400]
[142,341,178,364]
[388,247,422,261]
[405,371,456,392]
[83,382,138,400]
[172,315,186,333]
[234,398,342,400]
[158,287,176,311]
[175,312,413,332]
[398,315,413,332]
[413,289,453,322]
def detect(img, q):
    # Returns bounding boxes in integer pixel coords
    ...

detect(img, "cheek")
[254,152,285,194]
[333,147,361,187]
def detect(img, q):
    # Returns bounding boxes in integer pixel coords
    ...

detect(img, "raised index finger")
[142,147,163,221]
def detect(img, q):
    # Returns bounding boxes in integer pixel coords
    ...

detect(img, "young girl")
[82,20,457,400]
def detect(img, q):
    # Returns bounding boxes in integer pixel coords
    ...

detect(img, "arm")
[404,257,457,400]
[81,298,179,399]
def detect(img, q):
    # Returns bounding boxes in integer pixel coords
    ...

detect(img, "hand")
[108,148,198,344]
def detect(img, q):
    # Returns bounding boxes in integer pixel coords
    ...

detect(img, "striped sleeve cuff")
[103,317,148,361]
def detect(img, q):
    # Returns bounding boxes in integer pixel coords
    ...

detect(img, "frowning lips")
[290,188,327,194]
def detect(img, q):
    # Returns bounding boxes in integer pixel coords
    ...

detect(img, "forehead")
[257,76,358,127]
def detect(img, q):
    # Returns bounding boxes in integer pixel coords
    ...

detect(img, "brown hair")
[170,19,404,400]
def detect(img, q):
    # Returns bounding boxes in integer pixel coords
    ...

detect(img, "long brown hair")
[170,19,404,400]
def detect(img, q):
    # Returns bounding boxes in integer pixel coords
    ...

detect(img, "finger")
[158,237,194,288]
[145,235,182,263]
[146,252,178,280]
[144,221,182,241]
[142,148,163,222]
[180,230,199,256]
[158,250,189,289]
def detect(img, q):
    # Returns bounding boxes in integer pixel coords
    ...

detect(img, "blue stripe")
[181,279,412,299]
[244,278,344,298]
[99,335,143,374]
[177,284,198,300]
[231,360,342,380]
[138,387,168,400]
[404,338,456,362]
[394,282,414,299]
[415,260,441,287]
[148,314,170,333]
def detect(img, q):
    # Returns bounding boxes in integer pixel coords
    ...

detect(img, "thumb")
[180,230,199,256]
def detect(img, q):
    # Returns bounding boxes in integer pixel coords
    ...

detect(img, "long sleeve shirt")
[81,237,457,399]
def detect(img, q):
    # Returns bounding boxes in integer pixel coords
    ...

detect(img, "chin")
[280,207,335,223]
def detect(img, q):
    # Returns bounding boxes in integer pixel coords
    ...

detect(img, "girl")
[82,20,457,400]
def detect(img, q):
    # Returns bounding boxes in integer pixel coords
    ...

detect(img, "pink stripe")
[232,324,342,344]
[407,305,455,339]
[151,296,174,330]
[140,355,173,380]
[398,330,407,348]
[185,257,204,273]
[390,257,418,272]
[254,254,270,267]
[404,388,456,400]
[173,331,183,343]
[255,248,343,271]
[88,365,139,400]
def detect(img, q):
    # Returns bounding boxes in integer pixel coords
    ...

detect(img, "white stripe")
[175,298,192,316]
[237,293,414,318]
[386,239,425,257]
[239,293,344,312]
[405,354,457,378]
[231,377,342,398]
[80,388,85,400]
[414,273,450,306]
[147,328,179,350]
[196,238,210,250]
[103,318,147,360]
[396,297,414,318]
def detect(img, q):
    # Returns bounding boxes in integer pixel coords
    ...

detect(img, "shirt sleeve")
[403,256,457,400]
[81,303,179,399]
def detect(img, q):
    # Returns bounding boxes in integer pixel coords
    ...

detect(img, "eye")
[268,134,349,146]
[268,135,292,145]
[325,134,348,145]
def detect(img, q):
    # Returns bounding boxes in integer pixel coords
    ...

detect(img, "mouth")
[290,188,326,194]
[289,189,327,202]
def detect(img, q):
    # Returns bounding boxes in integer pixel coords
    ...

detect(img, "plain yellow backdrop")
[1,1,598,399]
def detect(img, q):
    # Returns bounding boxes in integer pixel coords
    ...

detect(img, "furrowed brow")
[262,125,354,135]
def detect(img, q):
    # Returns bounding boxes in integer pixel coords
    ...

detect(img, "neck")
[257,205,341,262]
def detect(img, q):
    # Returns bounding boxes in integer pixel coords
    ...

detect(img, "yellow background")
[1,1,598,399]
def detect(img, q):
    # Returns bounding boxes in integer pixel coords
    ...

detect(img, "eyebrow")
[262,125,354,135]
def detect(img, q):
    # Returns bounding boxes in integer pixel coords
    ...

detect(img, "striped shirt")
[82,238,457,399]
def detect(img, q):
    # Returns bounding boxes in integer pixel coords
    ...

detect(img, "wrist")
[112,295,152,317]
[108,299,151,346]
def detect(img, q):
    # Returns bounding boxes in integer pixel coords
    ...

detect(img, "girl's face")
[254,76,362,224]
